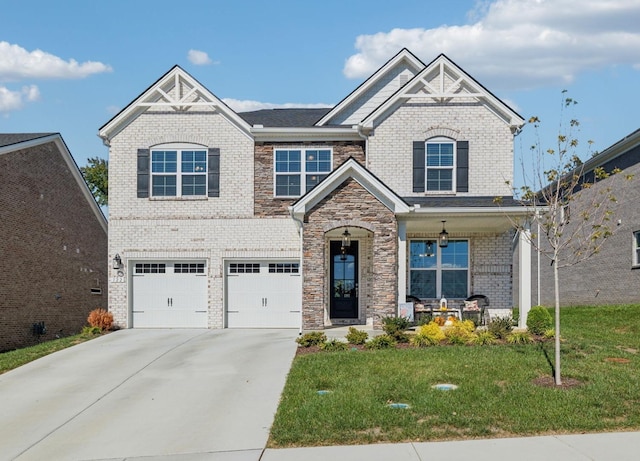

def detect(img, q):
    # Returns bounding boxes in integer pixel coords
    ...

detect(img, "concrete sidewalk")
[261,431,640,461]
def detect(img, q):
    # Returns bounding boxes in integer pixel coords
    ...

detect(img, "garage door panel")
[226,262,301,328]
[132,261,207,328]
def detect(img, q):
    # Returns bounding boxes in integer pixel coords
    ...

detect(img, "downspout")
[289,206,304,336]
[356,125,369,169]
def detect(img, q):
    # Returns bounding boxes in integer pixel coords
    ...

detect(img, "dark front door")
[330,240,359,319]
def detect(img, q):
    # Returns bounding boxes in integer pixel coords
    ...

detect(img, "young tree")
[81,157,108,206]
[502,92,632,385]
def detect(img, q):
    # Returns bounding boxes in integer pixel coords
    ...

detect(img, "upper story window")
[151,148,207,197]
[274,148,332,197]
[409,239,469,299]
[634,231,640,268]
[426,139,455,192]
[413,139,468,194]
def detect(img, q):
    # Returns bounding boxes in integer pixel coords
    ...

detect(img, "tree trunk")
[553,258,562,385]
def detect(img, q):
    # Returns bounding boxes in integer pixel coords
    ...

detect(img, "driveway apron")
[0,329,298,460]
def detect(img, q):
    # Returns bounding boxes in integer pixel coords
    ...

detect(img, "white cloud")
[223,98,332,113]
[344,0,640,90]
[0,41,112,82]
[187,49,215,66]
[106,105,121,116]
[0,85,40,112]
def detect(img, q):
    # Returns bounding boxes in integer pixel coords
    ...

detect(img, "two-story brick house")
[0,133,108,350]
[99,49,532,330]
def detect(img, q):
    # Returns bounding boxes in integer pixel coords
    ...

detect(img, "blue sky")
[1,0,639,189]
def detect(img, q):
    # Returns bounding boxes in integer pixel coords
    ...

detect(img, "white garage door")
[132,261,208,328]
[226,261,301,328]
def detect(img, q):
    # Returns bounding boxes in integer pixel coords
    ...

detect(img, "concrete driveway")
[0,329,298,460]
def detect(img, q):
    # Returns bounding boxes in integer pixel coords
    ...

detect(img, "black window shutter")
[137,149,150,198]
[208,148,220,197]
[456,141,469,193]
[413,141,425,193]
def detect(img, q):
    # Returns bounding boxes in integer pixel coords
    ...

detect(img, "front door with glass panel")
[330,240,359,319]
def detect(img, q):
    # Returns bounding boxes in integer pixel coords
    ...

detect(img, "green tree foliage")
[80,157,108,206]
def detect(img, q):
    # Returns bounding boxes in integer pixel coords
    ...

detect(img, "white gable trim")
[290,158,412,218]
[315,49,424,127]
[0,134,108,233]
[99,66,252,145]
[361,54,524,129]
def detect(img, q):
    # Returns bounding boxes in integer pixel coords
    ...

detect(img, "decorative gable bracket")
[99,66,252,145]
[362,54,524,130]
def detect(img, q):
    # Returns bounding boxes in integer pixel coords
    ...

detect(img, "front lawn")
[269,305,640,447]
[0,332,101,374]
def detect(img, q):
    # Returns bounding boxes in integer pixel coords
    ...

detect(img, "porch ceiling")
[403,209,523,234]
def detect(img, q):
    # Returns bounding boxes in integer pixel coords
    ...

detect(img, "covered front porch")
[397,204,532,327]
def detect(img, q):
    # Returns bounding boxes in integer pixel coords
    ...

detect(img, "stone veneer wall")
[302,178,397,329]
[254,141,365,217]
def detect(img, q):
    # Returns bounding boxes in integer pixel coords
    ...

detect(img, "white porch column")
[397,220,407,305]
[518,227,532,328]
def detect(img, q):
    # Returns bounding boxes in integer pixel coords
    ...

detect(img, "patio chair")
[463,294,489,325]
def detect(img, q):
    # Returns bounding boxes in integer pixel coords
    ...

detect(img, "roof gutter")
[250,126,361,142]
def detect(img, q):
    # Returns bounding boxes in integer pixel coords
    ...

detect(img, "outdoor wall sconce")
[439,221,449,248]
[340,228,351,260]
[112,253,123,270]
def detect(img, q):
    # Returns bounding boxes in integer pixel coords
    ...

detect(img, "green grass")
[0,333,100,374]
[269,305,640,447]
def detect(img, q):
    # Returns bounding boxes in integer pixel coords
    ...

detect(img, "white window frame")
[409,239,469,299]
[151,143,207,197]
[425,137,456,193]
[633,231,640,268]
[273,148,332,198]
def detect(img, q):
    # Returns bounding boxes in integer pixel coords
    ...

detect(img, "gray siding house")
[99,49,532,331]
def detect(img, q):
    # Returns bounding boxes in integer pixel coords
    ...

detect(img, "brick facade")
[103,53,525,330]
[302,178,397,329]
[0,140,107,351]
[254,141,365,217]
[531,159,640,306]
[368,102,514,198]
[107,110,300,329]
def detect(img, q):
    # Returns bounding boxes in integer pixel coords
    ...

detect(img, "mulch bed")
[532,375,583,389]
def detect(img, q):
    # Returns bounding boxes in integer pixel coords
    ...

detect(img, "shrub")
[319,339,349,352]
[506,331,534,344]
[411,322,445,346]
[527,306,553,335]
[365,334,397,350]
[296,332,327,347]
[444,322,476,345]
[472,330,497,345]
[488,316,513,339]
[87,309,113,331]
[346,327,368,345]
[543,328,556,339]
[81,326,102,336]
[381,316,411,343]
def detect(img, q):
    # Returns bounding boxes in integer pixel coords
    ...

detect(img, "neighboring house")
[0,133,108,351]
[531,128,640,306]
[99,49,533,331]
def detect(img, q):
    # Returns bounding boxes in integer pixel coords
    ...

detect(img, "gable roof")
[290,157,411,218]
[581,128,640,174]
[0,133,56,148]
[361,54,524,130]
[99,65,252,144]
[0,133,107,232]
[239,108,331,127]
[316,48,425,127]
